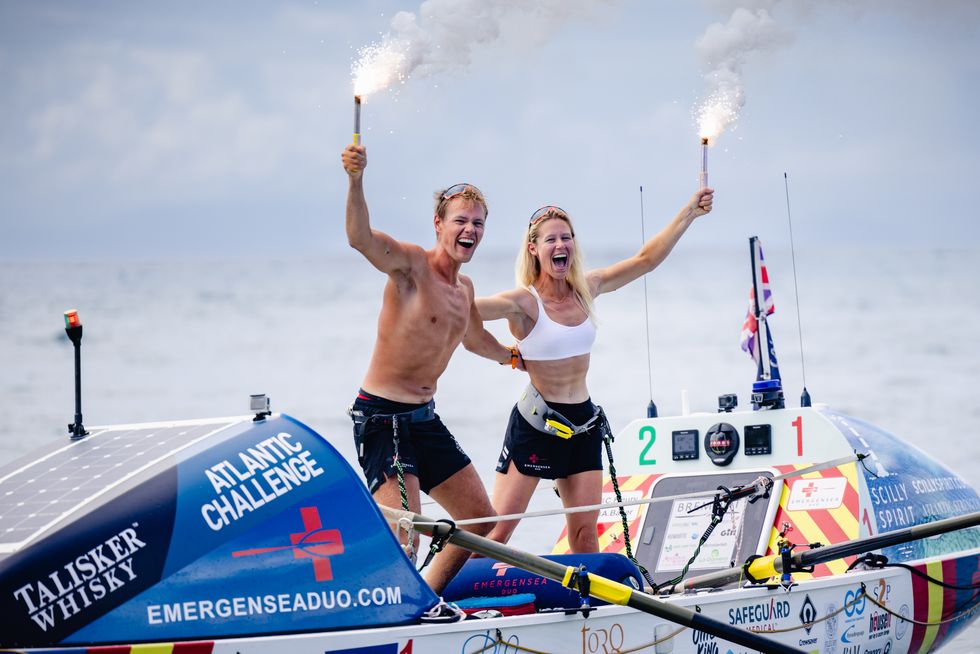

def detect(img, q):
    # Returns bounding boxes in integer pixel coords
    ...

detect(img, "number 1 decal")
[792,415,803,456]
[639,426,656,465]
[862,508,874,536]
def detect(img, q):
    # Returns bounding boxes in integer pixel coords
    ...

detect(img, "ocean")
[2,246,978,651]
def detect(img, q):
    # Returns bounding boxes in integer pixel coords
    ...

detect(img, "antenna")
[639,186,657,418]
[783,172,811,407]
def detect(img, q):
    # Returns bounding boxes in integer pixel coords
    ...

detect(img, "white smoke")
[693,0,980,141]
[695,4,792,141]
[352,0,611,98]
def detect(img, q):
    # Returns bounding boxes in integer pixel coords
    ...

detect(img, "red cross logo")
[529,453,539,464]
[492,562,515,577]
[800,481,817,498]
[232,506,344,582]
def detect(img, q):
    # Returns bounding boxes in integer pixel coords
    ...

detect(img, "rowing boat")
[2,241,978,653]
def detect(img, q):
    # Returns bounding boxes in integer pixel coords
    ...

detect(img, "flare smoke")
[695,2,792,141]
[352,0,608,99]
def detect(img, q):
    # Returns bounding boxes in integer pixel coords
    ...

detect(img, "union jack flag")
[740,238,780,380]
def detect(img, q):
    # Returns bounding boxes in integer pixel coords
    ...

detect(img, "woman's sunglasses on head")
[529,205,568,226]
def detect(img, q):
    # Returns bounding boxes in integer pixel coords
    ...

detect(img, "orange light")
[64,310,81,329]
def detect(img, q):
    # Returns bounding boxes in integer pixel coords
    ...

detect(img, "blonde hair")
[516,209,596,322]
[433,184,488,220]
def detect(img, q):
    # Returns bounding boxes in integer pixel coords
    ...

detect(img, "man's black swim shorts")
[350,389,471,494]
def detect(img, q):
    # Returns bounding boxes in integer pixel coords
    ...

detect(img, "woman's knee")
[568,523,599,553]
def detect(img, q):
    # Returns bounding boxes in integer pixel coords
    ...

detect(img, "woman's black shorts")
[495,398,603,480]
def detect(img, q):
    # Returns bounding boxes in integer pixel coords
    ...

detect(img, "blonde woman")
[476,188,714,552]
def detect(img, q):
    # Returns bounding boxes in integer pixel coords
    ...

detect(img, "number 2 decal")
[639,426,656,465]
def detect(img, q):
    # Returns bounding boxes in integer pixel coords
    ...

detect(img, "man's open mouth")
[458,237,475,249]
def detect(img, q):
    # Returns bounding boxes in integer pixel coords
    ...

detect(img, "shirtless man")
[341,143,517,594]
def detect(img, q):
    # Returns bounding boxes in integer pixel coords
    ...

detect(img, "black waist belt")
[515,383,599,439]
[349,400,435,428]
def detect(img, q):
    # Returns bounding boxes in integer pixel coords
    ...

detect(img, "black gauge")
[704,423,739,466]
[671,429,700,461]
[744,424,772,455]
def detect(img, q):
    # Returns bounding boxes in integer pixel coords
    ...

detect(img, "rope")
[467,624,686,654]
[863,581,980,626]
[850,553,980,591]
[390,417,415,562]
[392,417,409,511]
[456,579,976,651]
[655,489,734,592]
[466,628,552,654]
[599,408,657,588]
[752,581,980,634]
[753,586,867,634]
[618,625,687,653]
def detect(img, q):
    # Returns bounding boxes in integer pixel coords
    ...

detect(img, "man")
[341,143,517,594]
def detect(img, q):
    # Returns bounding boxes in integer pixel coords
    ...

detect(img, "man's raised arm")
[463,280,521,368]
[341,144,414,275]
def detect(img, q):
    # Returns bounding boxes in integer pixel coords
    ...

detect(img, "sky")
[1,0,978,259]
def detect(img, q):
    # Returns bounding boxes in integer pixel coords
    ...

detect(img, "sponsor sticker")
[787,477,848,511]
[12,523,148,632]
[598,490,642,523]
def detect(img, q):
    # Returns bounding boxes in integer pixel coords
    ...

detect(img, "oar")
[381,506,804,654]
[675,509,980,592]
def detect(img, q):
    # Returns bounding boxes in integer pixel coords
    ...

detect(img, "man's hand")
[689,187,714,218]
[342,144,366,180]
[498,345,526,370]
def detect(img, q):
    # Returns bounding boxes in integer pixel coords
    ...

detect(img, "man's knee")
[467,520,494,539]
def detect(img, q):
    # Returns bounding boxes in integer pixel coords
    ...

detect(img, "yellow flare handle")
[353,133,361,146]
[746,554,779,581]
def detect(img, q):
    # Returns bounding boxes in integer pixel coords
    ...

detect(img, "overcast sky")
[1,0,978,259]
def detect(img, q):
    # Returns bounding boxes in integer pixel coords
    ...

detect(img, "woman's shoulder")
[504,286,537,312]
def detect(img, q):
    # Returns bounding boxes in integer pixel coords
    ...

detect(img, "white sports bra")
[518,286,597,361]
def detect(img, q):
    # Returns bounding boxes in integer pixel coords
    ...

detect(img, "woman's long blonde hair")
[516,208,596,322]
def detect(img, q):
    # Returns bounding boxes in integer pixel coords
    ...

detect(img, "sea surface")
[2,246,979,651]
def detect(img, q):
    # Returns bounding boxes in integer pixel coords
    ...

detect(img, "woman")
[476,188,714,552]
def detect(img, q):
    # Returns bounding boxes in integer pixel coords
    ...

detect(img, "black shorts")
[350,390,471,495]
[495,398,603,480]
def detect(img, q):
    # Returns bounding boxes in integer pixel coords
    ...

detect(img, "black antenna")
[783,173,811,407]
[639,186,657,418]
[64,310,88,439]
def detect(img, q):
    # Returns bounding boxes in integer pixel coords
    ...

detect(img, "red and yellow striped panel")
[85,642,214,653]
[907,553,980,654]
[551,474,660,555]
[765,463,860,579]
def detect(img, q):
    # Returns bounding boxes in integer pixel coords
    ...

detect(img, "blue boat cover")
[0,415,438,648]
[442,552,643,610]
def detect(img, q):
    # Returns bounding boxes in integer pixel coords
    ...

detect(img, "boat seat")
[442,553,643,611]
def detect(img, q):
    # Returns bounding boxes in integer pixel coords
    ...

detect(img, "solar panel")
[0,416,249,554]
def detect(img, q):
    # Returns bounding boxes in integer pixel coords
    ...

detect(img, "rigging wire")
[639,186,657,417]
[783,172,811,406]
